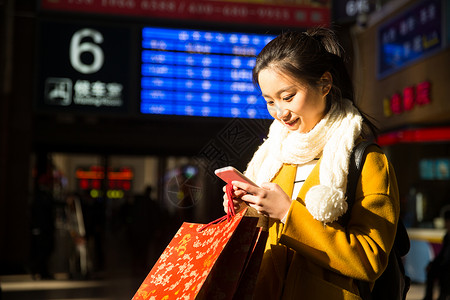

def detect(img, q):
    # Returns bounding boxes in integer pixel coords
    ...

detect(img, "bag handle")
[226,183,237,218]
[198,183,236,231]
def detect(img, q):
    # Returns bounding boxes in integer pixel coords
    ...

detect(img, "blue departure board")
[377,0,442,78]
[140,27,276,119]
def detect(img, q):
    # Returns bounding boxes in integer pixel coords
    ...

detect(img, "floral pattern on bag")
[132,209,256,300]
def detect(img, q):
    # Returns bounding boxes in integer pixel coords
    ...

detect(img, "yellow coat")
[253,145,400,300]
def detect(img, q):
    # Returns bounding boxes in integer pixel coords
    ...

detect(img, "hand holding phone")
[214,166,258,187]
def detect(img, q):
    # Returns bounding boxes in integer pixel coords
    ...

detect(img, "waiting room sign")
[36,20,133,113]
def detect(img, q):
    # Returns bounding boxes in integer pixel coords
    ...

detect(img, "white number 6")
[70,28,104,74]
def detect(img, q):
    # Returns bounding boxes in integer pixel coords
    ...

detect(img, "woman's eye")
[266,100,274,105]
[282,94,294,101]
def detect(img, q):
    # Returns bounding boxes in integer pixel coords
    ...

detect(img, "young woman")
[223,28,400,299]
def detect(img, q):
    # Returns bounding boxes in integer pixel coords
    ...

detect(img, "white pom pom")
[305,185,348,224]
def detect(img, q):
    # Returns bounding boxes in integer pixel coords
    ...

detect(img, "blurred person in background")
[124,185,169,276]
[423,209,450,300]
[65,193,89,279]
[30,173,55,280]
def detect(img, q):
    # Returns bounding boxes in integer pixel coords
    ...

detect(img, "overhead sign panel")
[39,0,330,28]
[377,0,443,78]
[37,21,132,112]
[140,26,276,119]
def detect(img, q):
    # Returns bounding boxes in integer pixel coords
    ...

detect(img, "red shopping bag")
[132,184,267,300]
[232,227,268,299]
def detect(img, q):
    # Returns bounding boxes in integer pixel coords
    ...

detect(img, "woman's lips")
[284,118,299,127]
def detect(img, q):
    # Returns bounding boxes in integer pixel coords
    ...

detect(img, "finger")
[223,199,228,213]
[241,193,259,206]
[224,184,247,198]
[233,189,247,198]
[232,199,244,209]
[232,198,242,205]
[247,202,265,214]
[231,181,258,195]
[260,182,276,190]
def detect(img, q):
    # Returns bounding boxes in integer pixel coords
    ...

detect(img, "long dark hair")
[253,27,377,138]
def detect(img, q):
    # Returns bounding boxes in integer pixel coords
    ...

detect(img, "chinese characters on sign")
[45,78,124,107]
[40,0,330,28]
[378,0,442,78]
[38,21,131,112]
[383,81,431,116]
[73,80,123,107]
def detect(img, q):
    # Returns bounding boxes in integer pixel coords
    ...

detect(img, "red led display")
[75,166,133,199]
[384,81,431,116]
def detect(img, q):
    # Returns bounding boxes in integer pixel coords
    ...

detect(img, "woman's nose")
[277,107,290,120]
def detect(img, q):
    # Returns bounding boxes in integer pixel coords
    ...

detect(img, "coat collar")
[271,159,323,204]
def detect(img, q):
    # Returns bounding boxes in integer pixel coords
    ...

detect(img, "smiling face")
[258,68,330,133]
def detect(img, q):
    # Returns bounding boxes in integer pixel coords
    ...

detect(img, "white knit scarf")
[244,99,363,224]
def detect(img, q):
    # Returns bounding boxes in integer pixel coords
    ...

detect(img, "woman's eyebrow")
[261,86,295,98]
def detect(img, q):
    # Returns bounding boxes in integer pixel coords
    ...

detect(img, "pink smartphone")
[214,166,258,187]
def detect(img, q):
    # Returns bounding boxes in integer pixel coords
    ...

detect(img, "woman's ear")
[320,72,332,96]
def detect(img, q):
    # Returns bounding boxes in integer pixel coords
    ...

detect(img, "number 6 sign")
[70,28,104,74]
[37,20,131,112]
